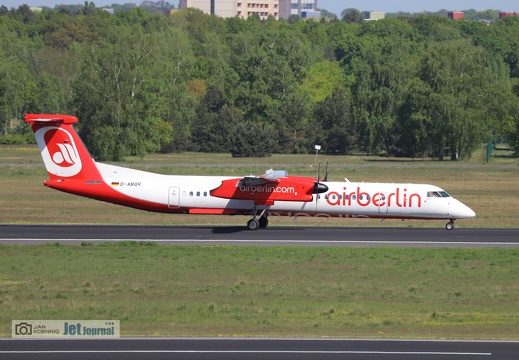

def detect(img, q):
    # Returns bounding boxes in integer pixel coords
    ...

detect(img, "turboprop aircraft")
[25,114,475,230]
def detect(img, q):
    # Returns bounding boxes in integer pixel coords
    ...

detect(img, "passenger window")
[189,191,194,196]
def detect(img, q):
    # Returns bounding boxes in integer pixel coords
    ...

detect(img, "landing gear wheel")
[247,219,260,230]
[446,221,455,230]
[259,216,269,229]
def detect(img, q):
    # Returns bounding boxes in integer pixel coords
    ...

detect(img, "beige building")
[179,0,279,20]
[363,11,385,20]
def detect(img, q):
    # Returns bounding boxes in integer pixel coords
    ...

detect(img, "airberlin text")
[326,187,421,208]
[239,185,295,194]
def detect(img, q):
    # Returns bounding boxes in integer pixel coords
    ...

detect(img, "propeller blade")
[324,160,329,182]
[313,161,328,203]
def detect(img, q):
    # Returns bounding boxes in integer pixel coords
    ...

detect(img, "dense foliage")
[1,4,519,159]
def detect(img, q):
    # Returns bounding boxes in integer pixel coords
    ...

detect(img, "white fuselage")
[96,163,475,221]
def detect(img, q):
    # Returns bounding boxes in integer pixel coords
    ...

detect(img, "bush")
[0,134,36,145]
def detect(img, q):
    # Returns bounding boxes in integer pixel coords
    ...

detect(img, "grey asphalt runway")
[0,225,518,247]
[1,338,518,360]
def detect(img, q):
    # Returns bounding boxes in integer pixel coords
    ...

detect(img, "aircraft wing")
[210,169,318,205]
[239,169,288,186]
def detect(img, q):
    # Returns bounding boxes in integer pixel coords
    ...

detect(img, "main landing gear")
[247,206,270,230]
[445,220,455,230]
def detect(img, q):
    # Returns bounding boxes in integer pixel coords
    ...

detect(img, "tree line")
[1,4,519,160]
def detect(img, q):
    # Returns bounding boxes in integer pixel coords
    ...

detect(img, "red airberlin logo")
[34,126,83,177]
[50,143,78,167]
[326,187,422,208]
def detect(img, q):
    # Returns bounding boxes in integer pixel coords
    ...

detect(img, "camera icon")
[15,322,32,336]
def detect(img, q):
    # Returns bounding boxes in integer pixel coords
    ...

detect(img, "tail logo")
[34,126,83,177]
[52,143,78,166]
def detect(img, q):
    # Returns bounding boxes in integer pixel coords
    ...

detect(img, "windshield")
[427,191,451,198]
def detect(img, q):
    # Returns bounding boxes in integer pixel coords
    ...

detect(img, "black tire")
[247,219,260,230]
[446,221,455,230]
[259,216,269,228]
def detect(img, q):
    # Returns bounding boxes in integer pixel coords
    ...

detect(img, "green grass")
[0,243,518,339]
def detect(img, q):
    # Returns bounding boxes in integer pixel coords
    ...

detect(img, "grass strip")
[1,243,518,339]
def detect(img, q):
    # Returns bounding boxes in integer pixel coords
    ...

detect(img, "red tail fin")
[25,114,102,181]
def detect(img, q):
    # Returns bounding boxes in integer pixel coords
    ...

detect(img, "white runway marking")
[0,350,492,355]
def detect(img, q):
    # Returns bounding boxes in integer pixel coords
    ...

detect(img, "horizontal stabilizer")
[25,114,78,125]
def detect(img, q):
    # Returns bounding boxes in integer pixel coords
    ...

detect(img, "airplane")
[25,113,476,230]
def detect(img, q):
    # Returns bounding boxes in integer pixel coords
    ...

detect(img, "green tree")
[311,87,355,154]
[341,9,364,24]
[191,85,242,152]
[492,16,519,77]
[351,35,413,154]
[326,21,362,76]
[410,15,461,42]
[230,28,312,122]
[72,26,192,159]
[319,8,338,20]
[300,60,348,104]
[416,39,510,159]
[393,78,430,157]
[34,72,67,113]
[230,121,277,158]
[0,61,37,134]
[275,92,311,154]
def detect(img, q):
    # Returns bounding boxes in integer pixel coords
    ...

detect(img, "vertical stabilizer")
[25,114,102,181]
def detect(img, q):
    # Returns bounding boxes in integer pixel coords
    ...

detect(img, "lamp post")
[314,145,321,162]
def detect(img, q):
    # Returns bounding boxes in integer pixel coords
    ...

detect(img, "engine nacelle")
[210,176,327,205]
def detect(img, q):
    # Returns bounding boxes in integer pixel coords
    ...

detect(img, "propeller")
[313,161,329,196]
[324,160,329,182]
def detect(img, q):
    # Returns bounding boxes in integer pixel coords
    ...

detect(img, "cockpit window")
[427,191,451,198]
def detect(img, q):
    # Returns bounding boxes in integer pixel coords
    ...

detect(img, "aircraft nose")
[454,201,476,219]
